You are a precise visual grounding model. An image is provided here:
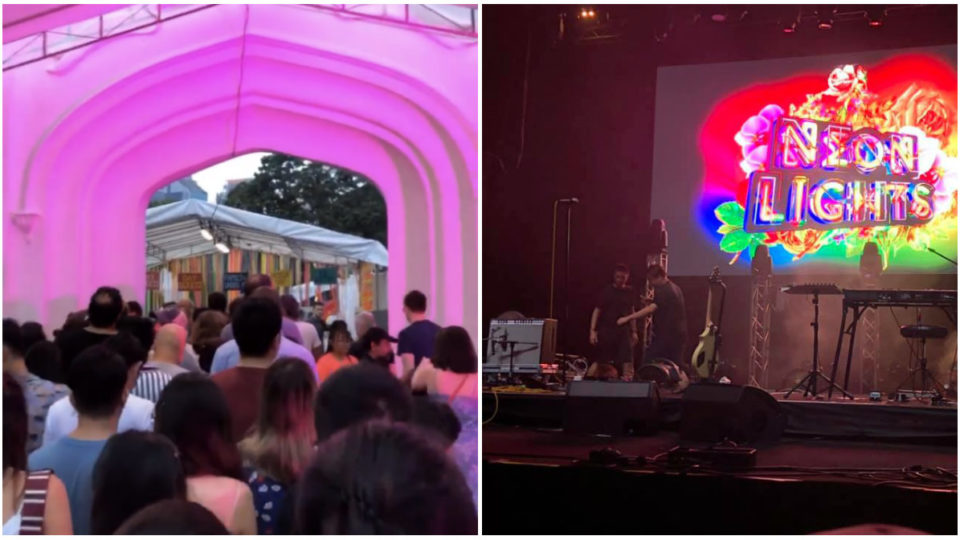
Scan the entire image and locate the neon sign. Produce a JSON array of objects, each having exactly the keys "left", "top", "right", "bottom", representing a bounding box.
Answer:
[
  {"left": 744, "top": 117, "right": 935, "bottom": 233},
  {"left": 699, "top": 60, "right": 957, "bottom": 268}
]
